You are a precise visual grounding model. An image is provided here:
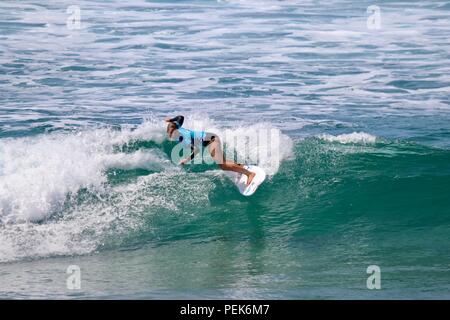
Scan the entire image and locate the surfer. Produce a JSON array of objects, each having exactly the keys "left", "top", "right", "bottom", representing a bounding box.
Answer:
[{"left": 165, "top": 115, "right": 256, "bottom": 186}]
